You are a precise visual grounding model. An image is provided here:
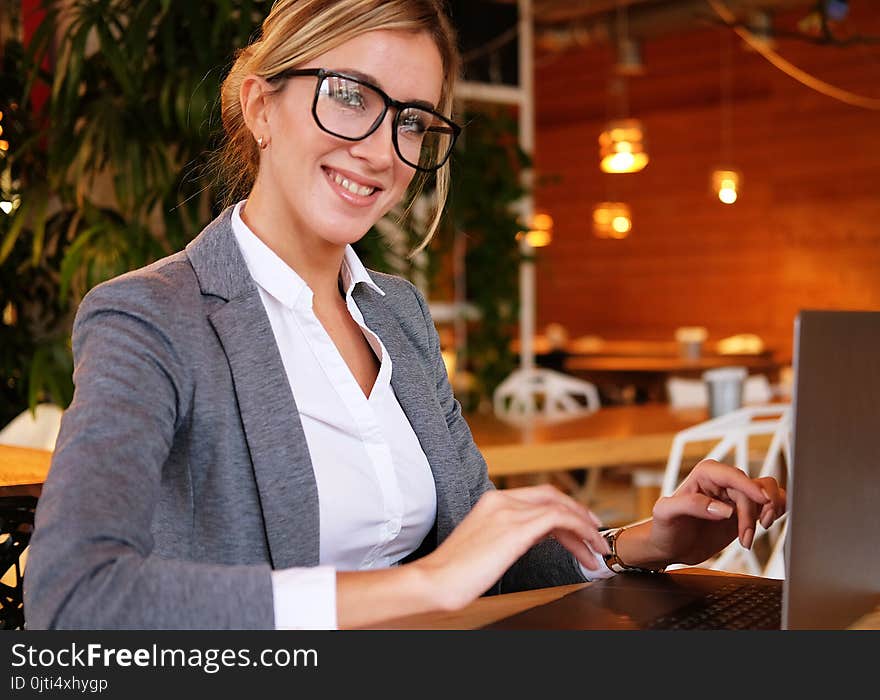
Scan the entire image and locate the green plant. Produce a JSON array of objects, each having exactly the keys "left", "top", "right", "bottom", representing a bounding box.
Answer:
[
  {"left": 1, "top": 33, "right": 75, "bottom": 426},
  {"left": 446, "top": 107, "right": 527, "bottom": 410},
  {"left": 2, "top": 0, "right": 275, "bottom": 419}
]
